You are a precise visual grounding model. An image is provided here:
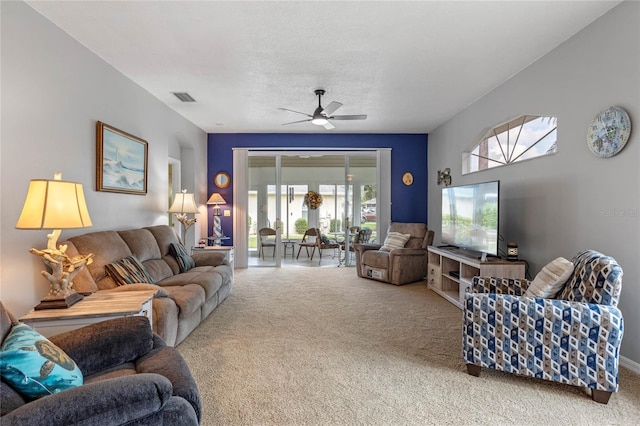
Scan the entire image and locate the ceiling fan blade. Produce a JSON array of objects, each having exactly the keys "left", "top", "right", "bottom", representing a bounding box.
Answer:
[
  {"left": 321, "top": 101, "right": 343, "bottom": 116},
  {"left": 278, "top": 107, "right": 312, "bottom": 117},
  {"left": 282, "top": 119, "right": 312, "bottom": 126},
  {"left": 323, "top": 121, "right": 335, "bottom": 130},
  {"left": 330, "top": 114, "right": 367, "bottom": 120}
]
